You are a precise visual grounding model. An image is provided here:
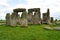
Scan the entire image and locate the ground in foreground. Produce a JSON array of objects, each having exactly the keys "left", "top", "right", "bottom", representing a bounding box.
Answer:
[{"left": 0, "top": 24, "right": 60, "bottom": 40}]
